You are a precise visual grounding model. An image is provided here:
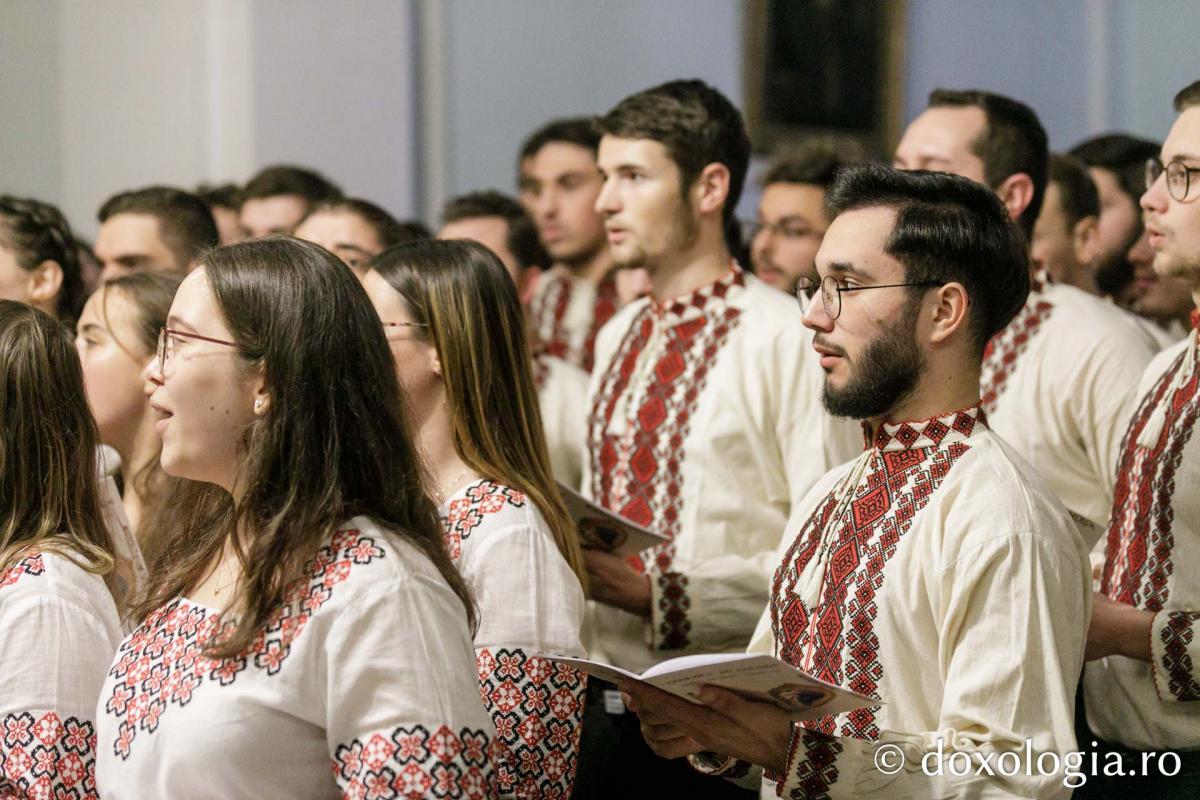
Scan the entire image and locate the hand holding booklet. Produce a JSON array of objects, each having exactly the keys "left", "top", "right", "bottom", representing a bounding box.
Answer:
[
  {"left": 545, "top": 652, "right": 878, "bottom": 721},
  {"left": 559, "top": 482, "right": 669, "bottom": 557}
]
